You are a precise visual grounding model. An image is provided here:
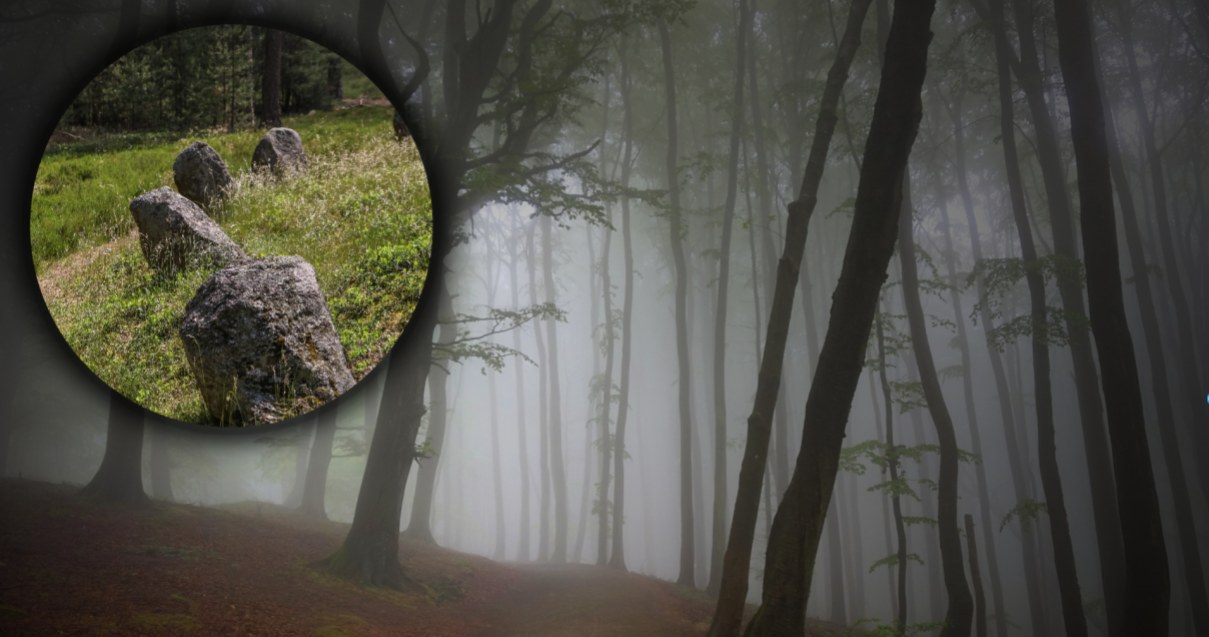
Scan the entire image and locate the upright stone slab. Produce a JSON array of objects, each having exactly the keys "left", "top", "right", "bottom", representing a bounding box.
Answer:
[
  {"left": 173, "top": 141, "right": 234, "bottom": 208},
  {"left": 129, "top": 187, "right": 245, "bottom": 275},
  {"left": 252, "top": 127, "right": 308, "bottom": 175},
  {"left": 179, "top": 256, "right": 355, "bottom": 426}
]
